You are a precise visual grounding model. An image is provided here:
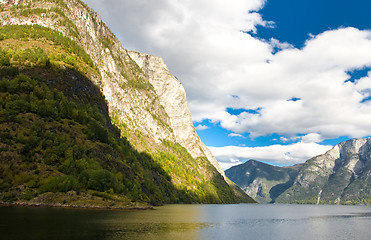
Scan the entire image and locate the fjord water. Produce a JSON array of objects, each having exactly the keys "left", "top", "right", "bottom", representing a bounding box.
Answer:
[{"left": 1, "top": 204, "right": 370, "bottom": 240}]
